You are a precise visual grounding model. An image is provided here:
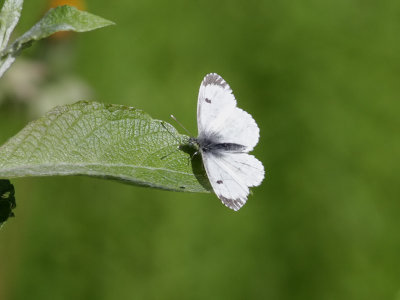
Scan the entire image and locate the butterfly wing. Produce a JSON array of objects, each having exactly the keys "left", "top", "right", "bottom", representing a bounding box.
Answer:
[
  {"left": 201, "top": 151, "right": 265, "bottom": 211},
  {"left": 197, "top": 73, "right": 259, "bottom": 151},
  {"left": 197, "top": 73, "right": 265, "bottom": 210}
]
